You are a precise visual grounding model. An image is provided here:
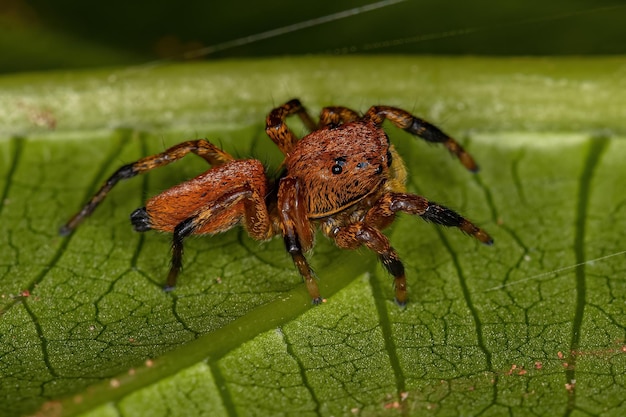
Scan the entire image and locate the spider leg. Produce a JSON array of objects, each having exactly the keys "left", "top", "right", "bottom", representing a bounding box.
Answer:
[
  {"left": 60, "top": 139, "right": 233, "bottom": 235},
  {"left": 363, "top": 106, "right": 479, "bottom": 172},
  {"left": 163, "top": 184, "right": 273, "bottom": 289},
  {"left": 167, "top": 216, "right": 195, "bottom": 290},
  {"left": 329, "top": 193, "right": 492, "bottom": 305},
  {"left": 376, "top": 192, "right": 493, "bottom": 244},
  {"left": 318, "top": 106, "right": 360, "bottom": 127},
  {"left": 265, "top": 99, "right": 317, "bottom": 155},
  {"left": 332, "top": 223, "right": 408, "bottom": 305},
  {"left": 277, "top": 177, "right": 321, "bottom": 303}
]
